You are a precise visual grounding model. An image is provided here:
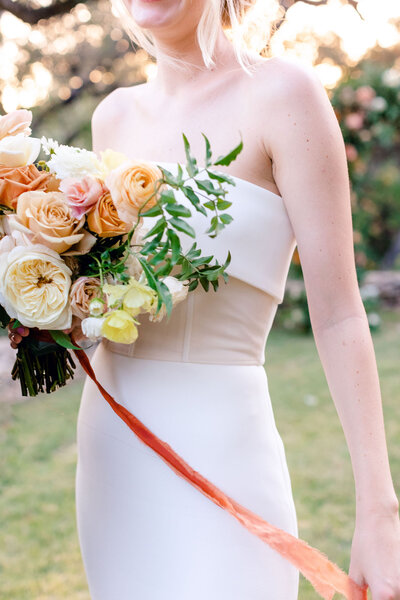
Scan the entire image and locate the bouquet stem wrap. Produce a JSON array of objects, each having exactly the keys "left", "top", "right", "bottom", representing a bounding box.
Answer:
[{"left": 73, "top": 342, "right": 368, "bottom": 600}]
